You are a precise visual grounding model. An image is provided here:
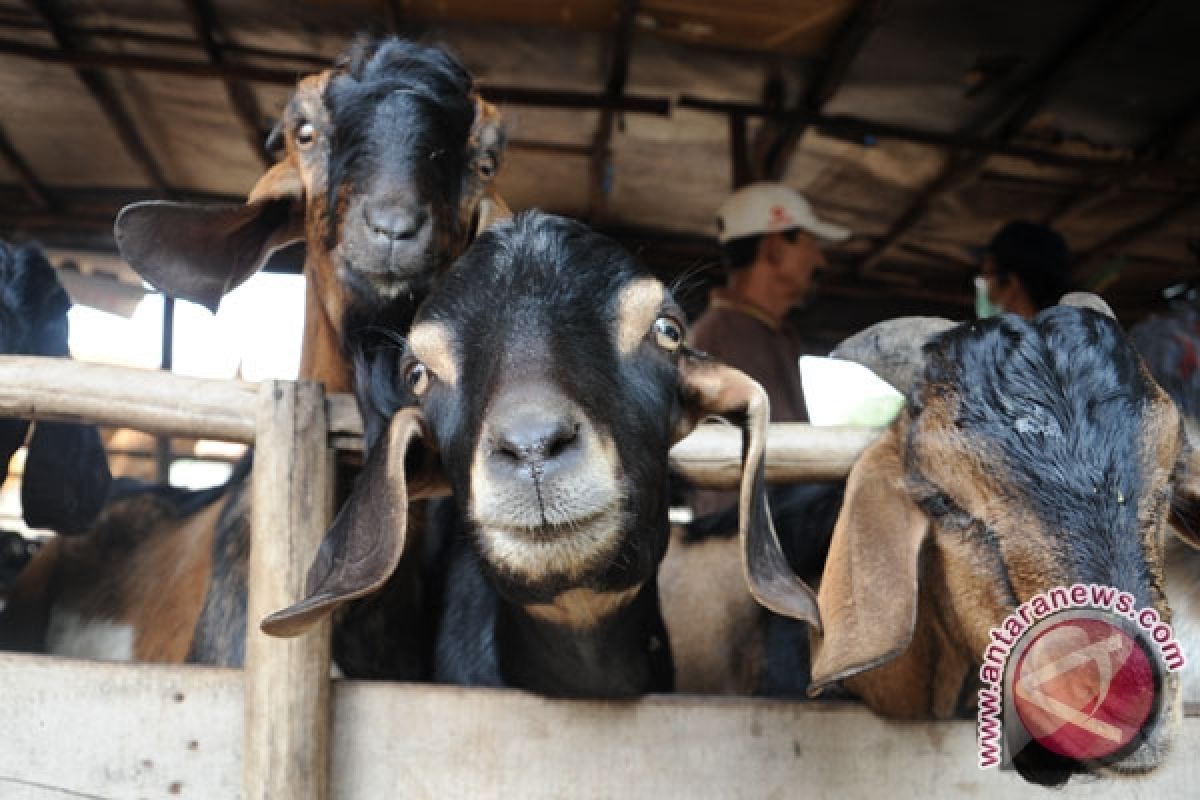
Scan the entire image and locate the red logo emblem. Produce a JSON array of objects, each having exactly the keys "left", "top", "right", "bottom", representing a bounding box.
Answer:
[
  {"left": 768, "top": 204, "right": 794, "bottom": 228},
  {"left": 1012, "top": 617, "right": 1156, "bottom": 760}
]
